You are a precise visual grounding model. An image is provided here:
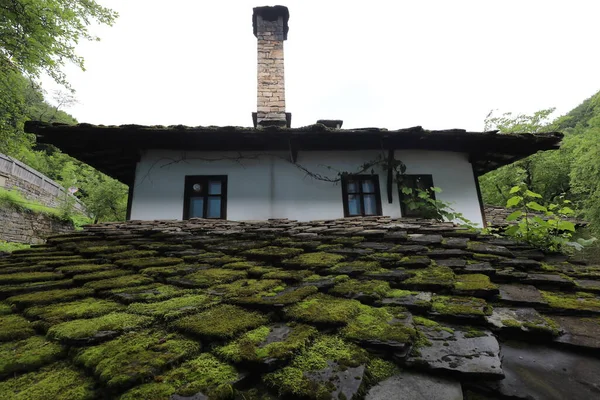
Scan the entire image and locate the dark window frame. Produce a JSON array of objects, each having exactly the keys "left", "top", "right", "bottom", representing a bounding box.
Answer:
[
  {"left": 341, "top": 174, "right": 383, "bottom": 217},
  {"left": 183, "top": 175, "right": 228, "bottom": 220},
  {"left": 398, "top": 174, "right": 436, "bottom": 218}
]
